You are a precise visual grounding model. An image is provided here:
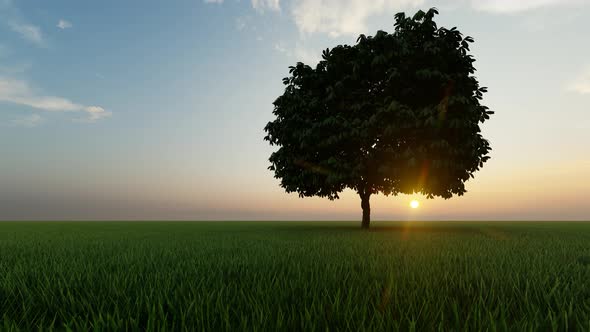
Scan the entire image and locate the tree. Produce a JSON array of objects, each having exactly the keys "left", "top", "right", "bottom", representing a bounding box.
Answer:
[{"left": 264, "top": 8, "right": 493, "bottom": 229}]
